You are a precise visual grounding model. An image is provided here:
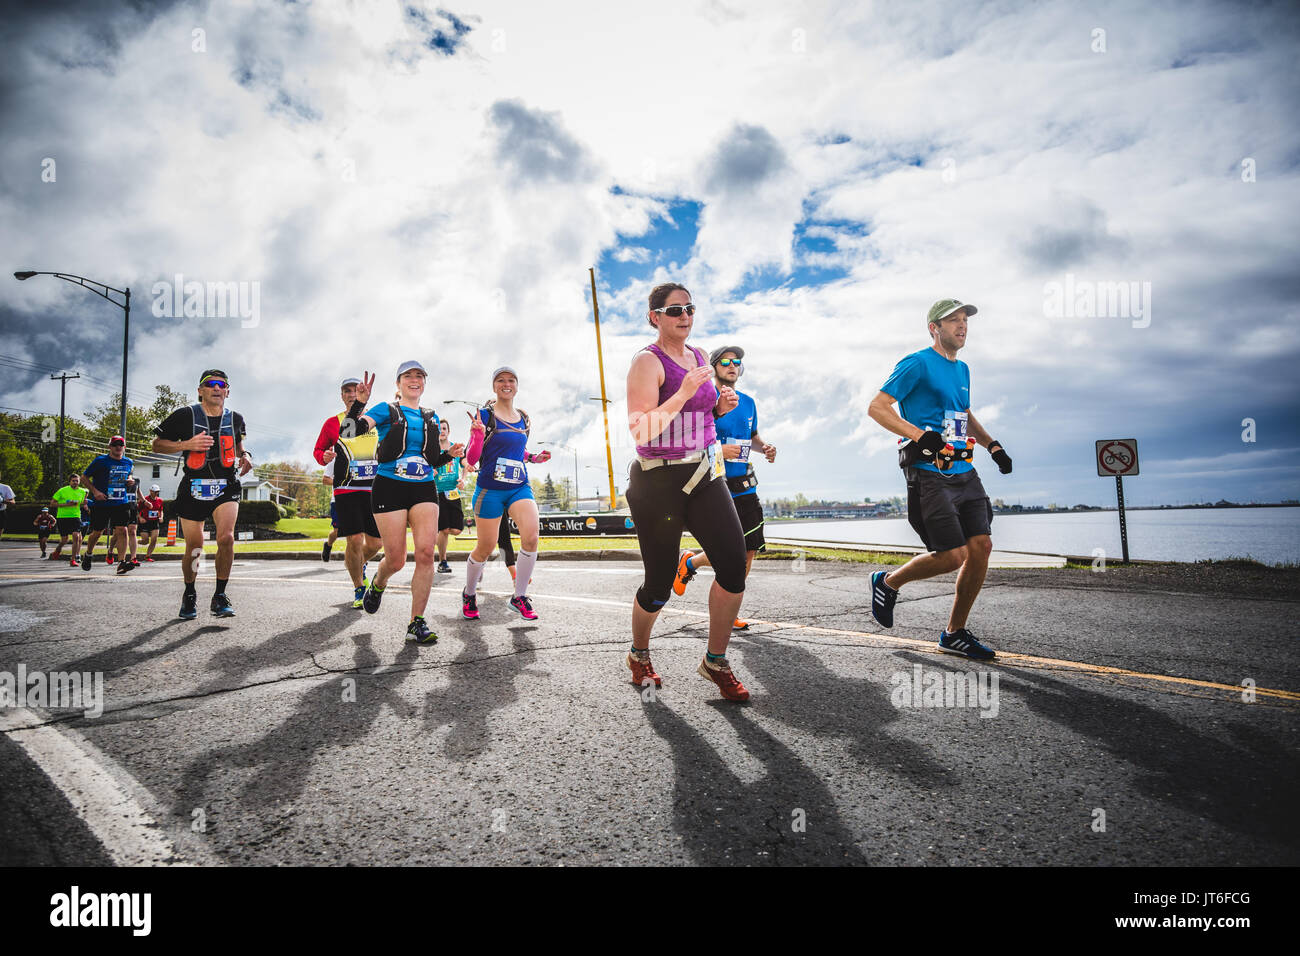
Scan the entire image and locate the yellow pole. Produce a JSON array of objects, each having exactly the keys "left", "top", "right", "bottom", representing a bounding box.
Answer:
[{"left": 590, "top": 267, "right": 617, "bottom": 510}]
